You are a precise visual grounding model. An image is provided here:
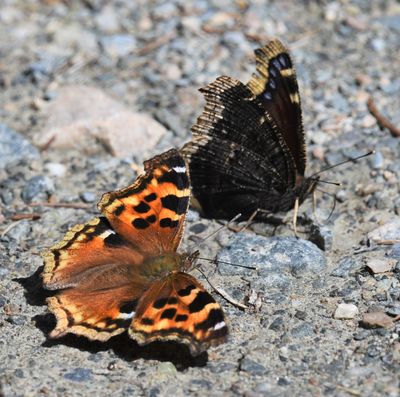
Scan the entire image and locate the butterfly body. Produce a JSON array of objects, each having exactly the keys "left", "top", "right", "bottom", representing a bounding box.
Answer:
[
  {"left": 42, "top": 149, "right": 228, "bottom": 356},
  {"left": 183, "top": 40, "right": 317, "bottom": 222}
]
